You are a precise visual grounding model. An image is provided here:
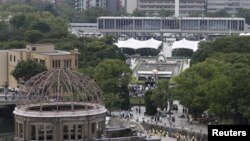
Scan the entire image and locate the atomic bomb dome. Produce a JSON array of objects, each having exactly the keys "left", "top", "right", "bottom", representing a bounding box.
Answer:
[{"left": 14, "top": 69, "right": 107, "bottom": 141}]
